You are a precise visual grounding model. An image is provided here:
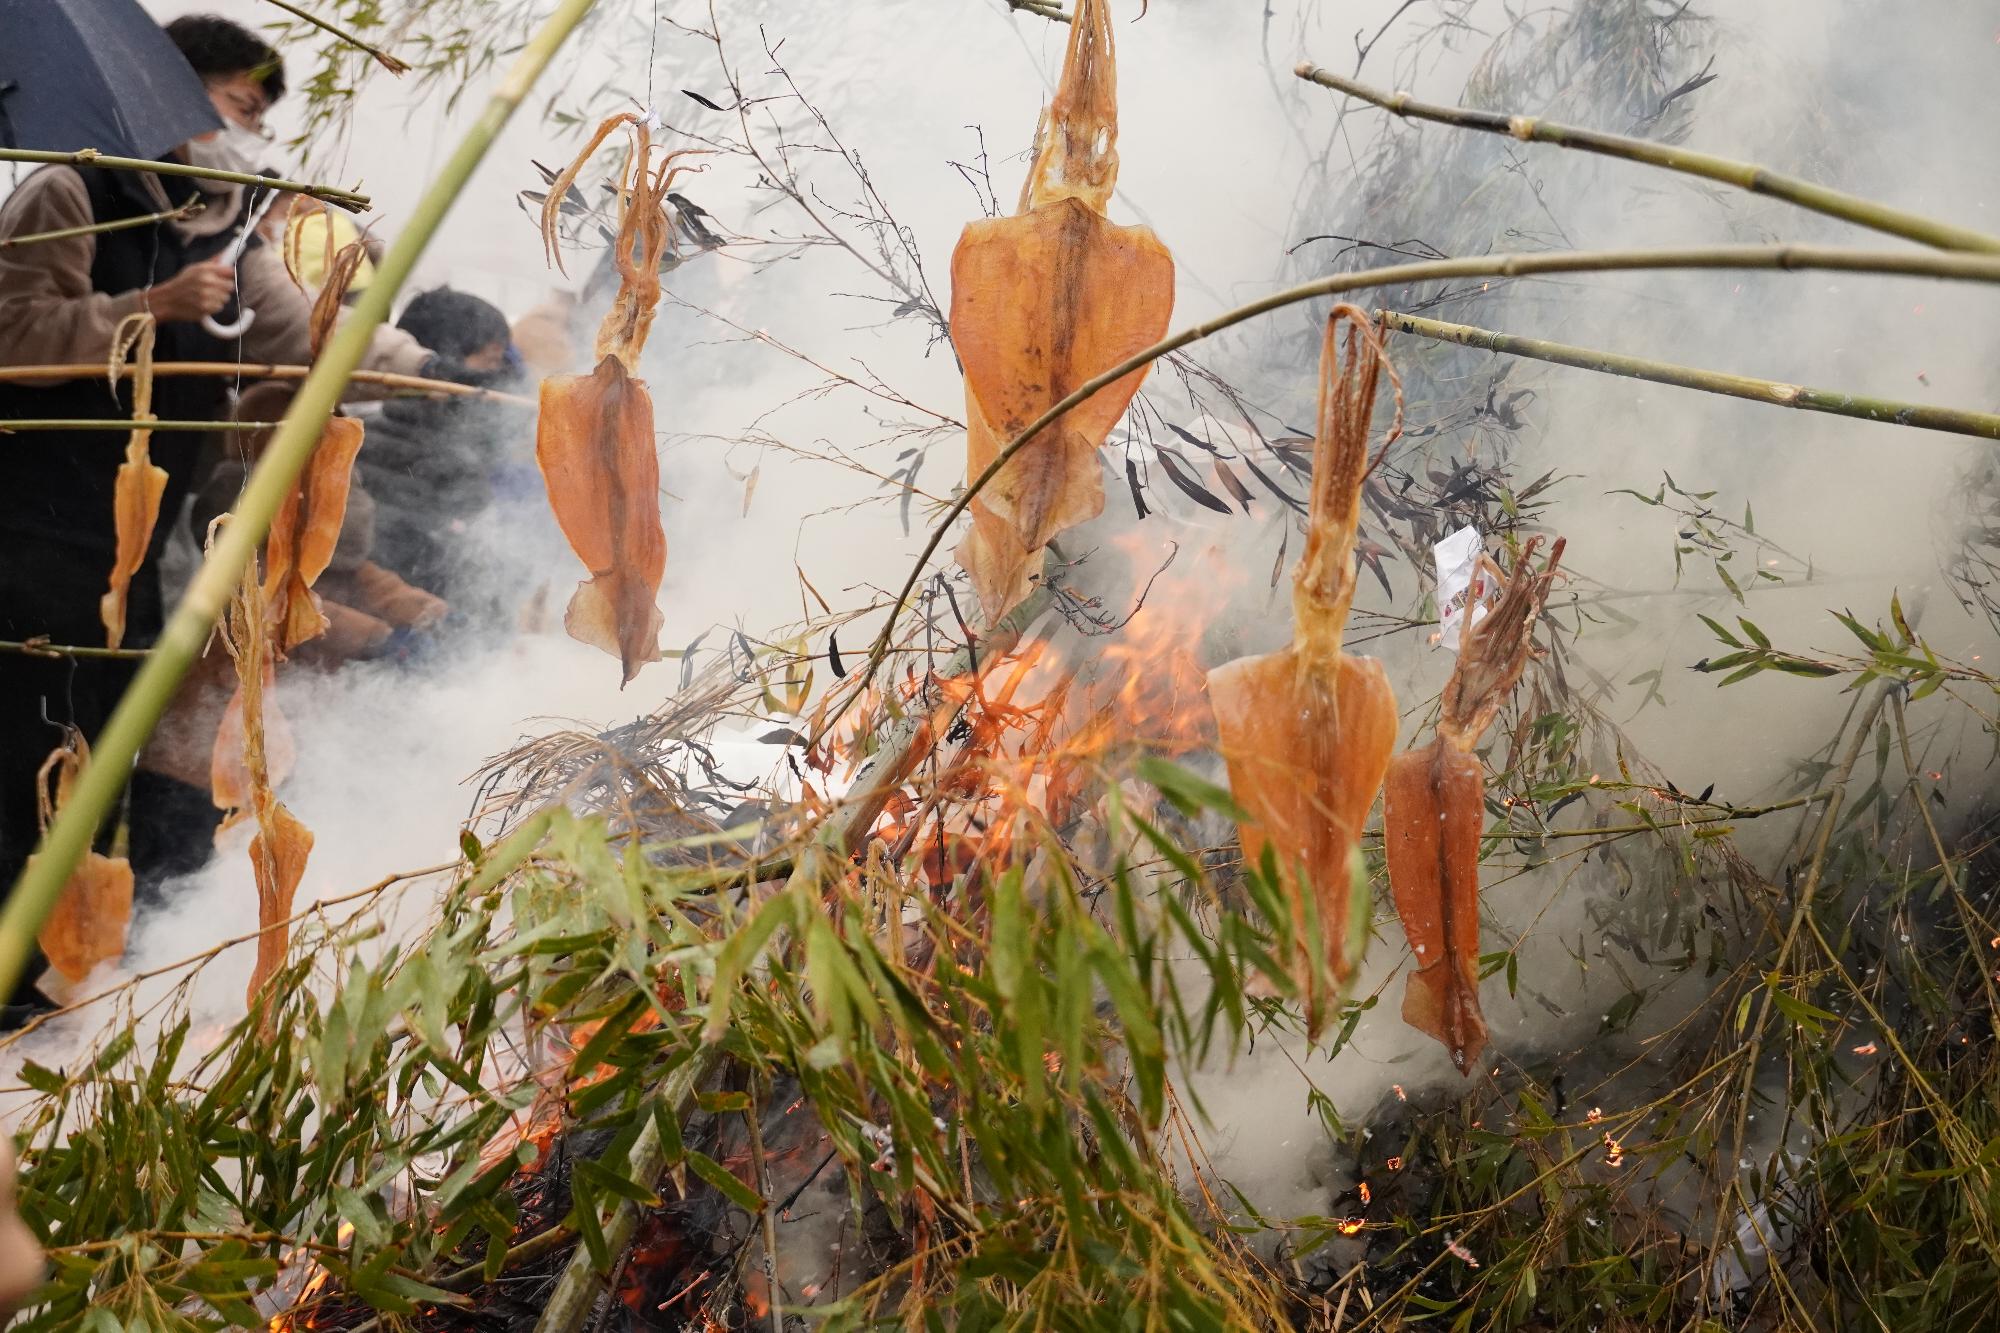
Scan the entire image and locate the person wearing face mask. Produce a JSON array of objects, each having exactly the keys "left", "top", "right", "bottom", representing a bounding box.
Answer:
[{"left": 0, "top": 15, "right": 461, "bottom": 1024}]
